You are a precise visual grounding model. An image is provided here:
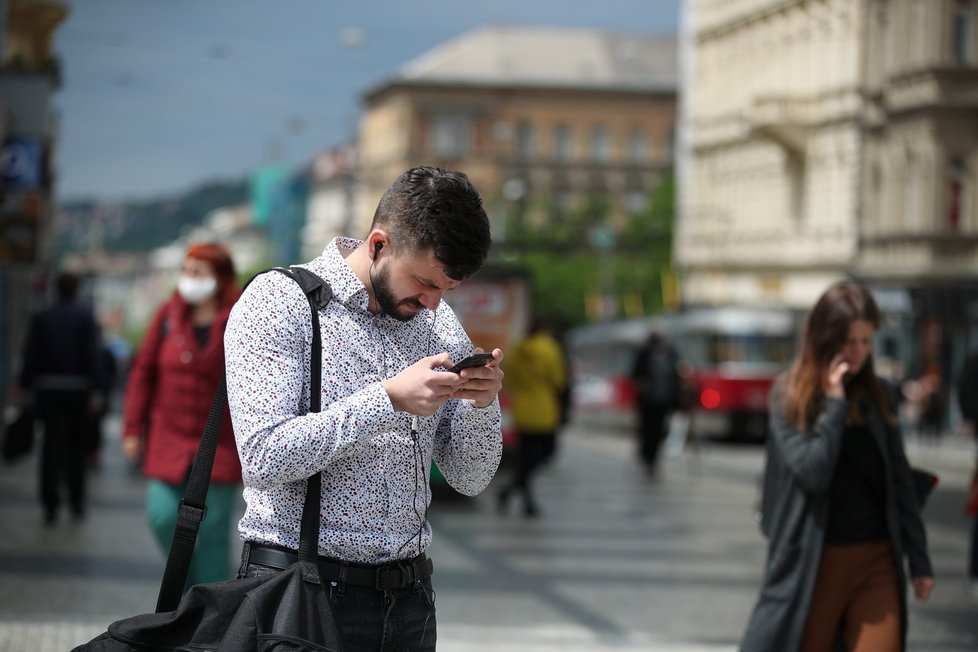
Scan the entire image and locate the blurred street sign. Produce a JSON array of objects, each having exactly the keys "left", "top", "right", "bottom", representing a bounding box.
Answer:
[{"left": 1, "top": 138, "right": 42, "bottom": 190}]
